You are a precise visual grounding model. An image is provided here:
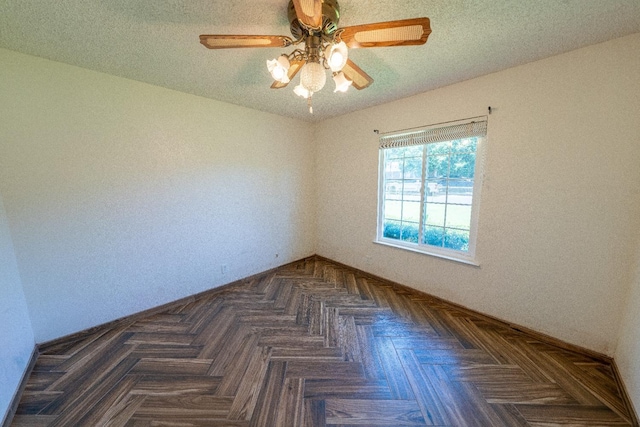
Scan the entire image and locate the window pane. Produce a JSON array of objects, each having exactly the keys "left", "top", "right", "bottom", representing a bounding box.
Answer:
[
  {"left": 403, "top": 157, "right": 423, "bottom": 179},
  {"left": 451, "top": 138, "right": 477, "bottom": 154},
  {"left": 401, "top": 222, "right": 419, "bottom": 243},
  {"left": 449, "top": 154, "right": 475, "bottom": 179},
  {"left": 386, "top": 147, "right": 405, "bottom": 159},
  {"left": 446, "top": 179, "right": 474, "bottom": 200},
  {"left": 404, "top": 145, "right": 423, "bottom": 157},
  {"left": 384, "top": 160, "right": 403, "bottom": 180},
  {"left": 383, "top": 220, "right": 401, "bottom": 239},
  {"left": 384, "top": 200, "right": 402, "bottom": 221},
  {"left": 385, "top": 180, "right": 403, "bottom": 198},
  {"left": 445, "top": 205, "right": 472, "bottom": 230},
  {"left": 402, "top": 201, "right": 421, "bottom": 222},
  {"left": 425, "top": 180, "right": 441, "bottom": 200},
  {"left": 426, "top": 155, "right": 449, "bottom": 178},
  {"left": 427, "top": 141, "right": 450, "bottom": 155},
  {"left": 402, "top": 180, "right": 422, "bottom": 199},
  {"left": 424, "top": 226, "right": 444, "bottom": 246},
  {"left": 446, "top": 193, "right": 473, "bottom": 206},
  {"left": 444, "top": 229, "right": 470, "bottom": 251},
  {"left": 424, "top": 203, "right": 445, "bottom": 227}
]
